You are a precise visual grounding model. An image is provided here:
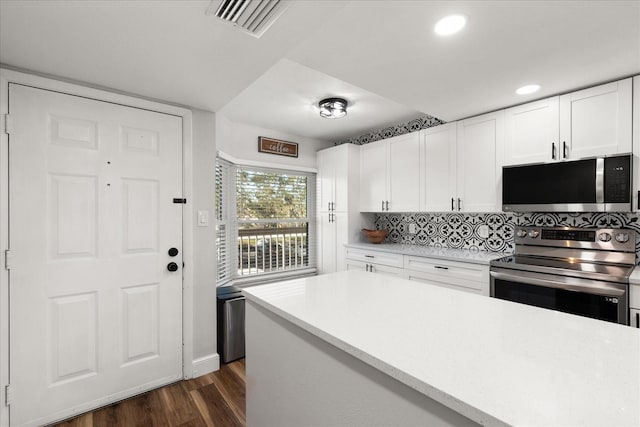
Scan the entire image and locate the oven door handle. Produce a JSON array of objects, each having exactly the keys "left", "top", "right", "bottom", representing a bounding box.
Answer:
[{"left": 490, "top": 270, "right": 626, "bottom": 297}]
